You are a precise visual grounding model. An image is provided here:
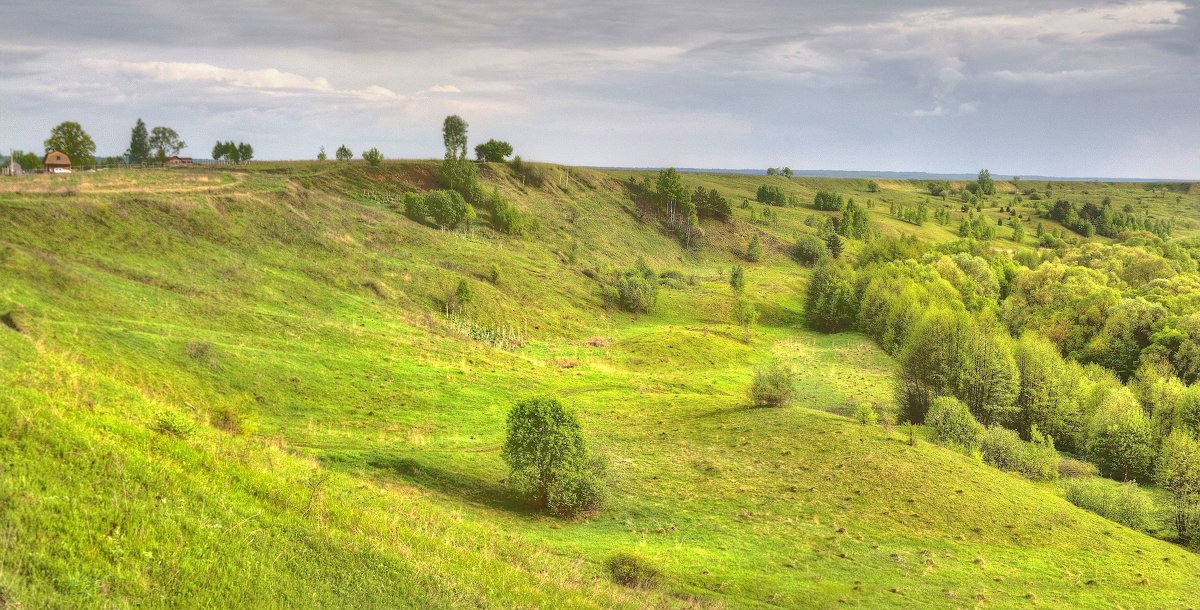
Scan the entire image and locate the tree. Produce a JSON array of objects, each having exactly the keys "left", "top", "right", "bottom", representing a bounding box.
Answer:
[
  {"left": 805, "top": 258, "right": 857, "bottom": 333},
  {"left": 1087, "top": 389, "right": 1156, "bottom": 482},
  {"left": 44, "top": 121, "right": 96, "bottom": 166},
  {"left": 927, "top": 396, "right": 984, "bottom": 452},
  {"left": 956, "top": 324, "right": 1019, "bottom": 426},
  {"left": 149, "top": 126, "right": 186, "bottom": 160},
  {"left": 1013, "top": 333, "right": 1081, "bottom": 450},
  {"left": 837, "top": 199, "right": 870, "bottom": 239},
  {"left": 336, "top": 145, "right": 353, "bottom": 161},
  {"left": 792, "top": 234, "right": 826, "bottom": 265},
  {"left": 317, "top": 146, "right": 327, "bottom": 161},
  {"left": 729, "top": 264, "right": 745, "bottom": 293},
  {"left": 1009, "top": 217, "right": 1025, "bottom": 244},
  {"left": 867, "top": 180, "right": 880, "bottom": 193},
  {"left": 126, "top": 118, "right": 150, "bottom": 164},
  {"left": 1156, "top": 431, "right": 1200, "bottom": 541},
  {"left": 766, "top": 167, "right": 777, "bottom": 176},
  {"left": 782, "top": 167, "right": 793, "bottom": 178},
  {"left": 362, "top": 147, "right": 383, "bottom": 167},
  {"left": 474, "top": 139, "right": 513, "bottom": 163},
  {"left": 212, "top": 141, "right": 226, "bottom": 161},
  {"left": 10, "top": 150, "right": 42, "bottom": 171},
  {"left": 425, "top": 190, "right": 473, "bottom": 229},
  {"left": 502, "top": 396, "right": 604, "bottom": 516},
  {"left": 895, "top": 308, "right": 970, "bottom": 423},
  {"left": 236, "top": 142, "right": 253, "bottom": 163},
  {"left": 977, "top": 169, "right": 995, "bottom": 196},
  {"left": 732, "top": 296, "right": 759, "bottom": 343},
  {"left": 746, "top": 234, "right": 762, "bottom": 262},
  {"left": 442, "top": 115, "right": 469, "bottom": 161},
  {"left": 825, "top": 233, "right": 843, "bottom": 259}
]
